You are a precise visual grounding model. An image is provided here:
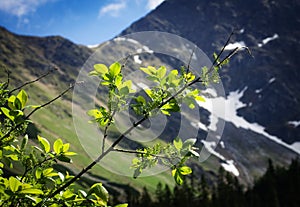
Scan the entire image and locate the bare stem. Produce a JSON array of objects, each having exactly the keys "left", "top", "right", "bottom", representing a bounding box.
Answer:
[
  {"left": 10, "top": 65, "right": 58, "bottom": 94},
  {"left": 0, "top": 82, "right": 79, "bottom": 143}
]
